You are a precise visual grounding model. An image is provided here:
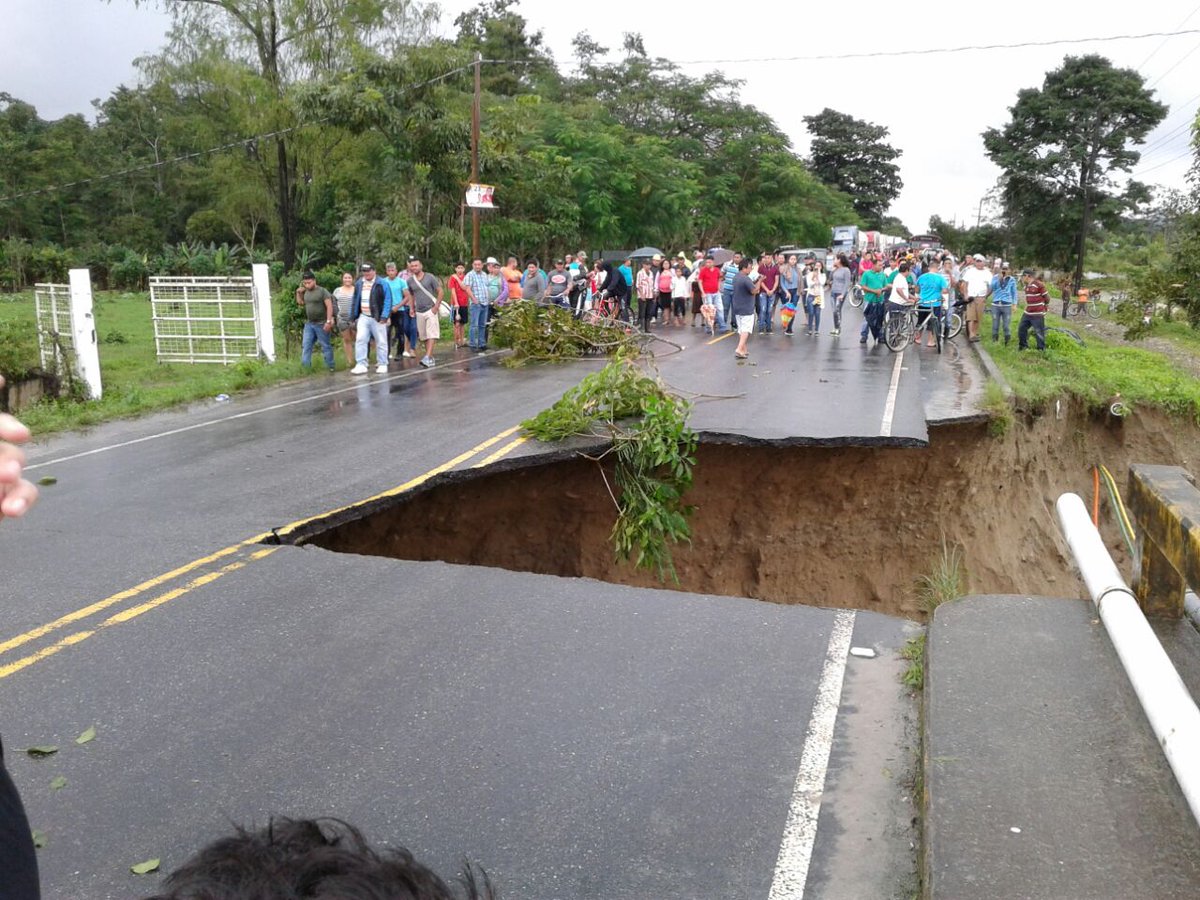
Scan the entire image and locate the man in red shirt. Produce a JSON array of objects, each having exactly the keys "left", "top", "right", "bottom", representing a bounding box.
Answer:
[
  {"left": 696, "top": 256, "right": 727, "bottom": 334},
  {"left": 1018, "top": 268, "right": 1049, "bottom": 351}
]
